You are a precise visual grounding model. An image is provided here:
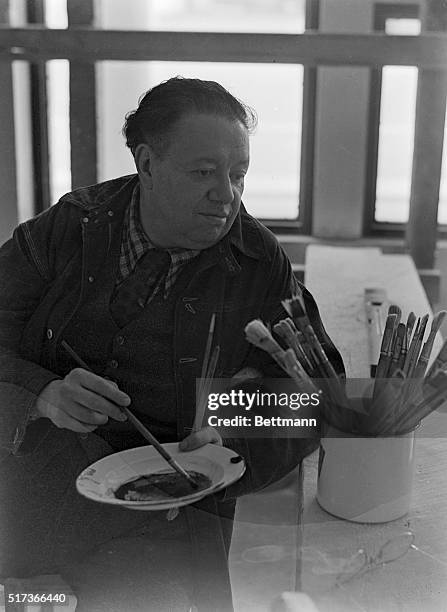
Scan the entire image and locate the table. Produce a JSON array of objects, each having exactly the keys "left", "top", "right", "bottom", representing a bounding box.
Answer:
[
  {"left": 301, "top": 245, "right": 447, "bottom": 611},
  {"left": 230, "top": 245, "right": 447, "bottom": 611}
]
